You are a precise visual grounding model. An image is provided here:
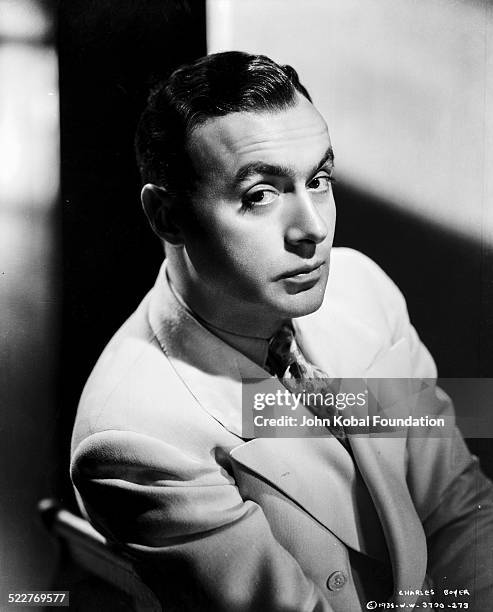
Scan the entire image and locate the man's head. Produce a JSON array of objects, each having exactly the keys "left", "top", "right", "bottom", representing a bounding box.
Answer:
[
  {"left": 135, "top": 51, "right": 312, "bottom": 196},
  {"left": 136, "top": 51, "right": 336, "bottom": 337}
]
